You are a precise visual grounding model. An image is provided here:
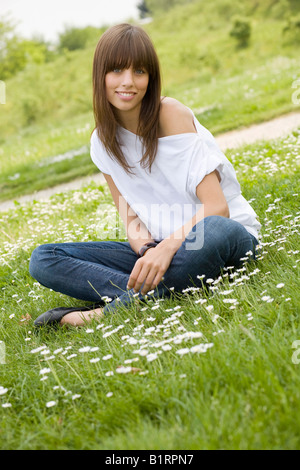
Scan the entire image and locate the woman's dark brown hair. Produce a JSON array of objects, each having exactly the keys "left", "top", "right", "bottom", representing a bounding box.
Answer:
[{"left": 92, "top": 23, "right": 162, "bottom": 174}]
